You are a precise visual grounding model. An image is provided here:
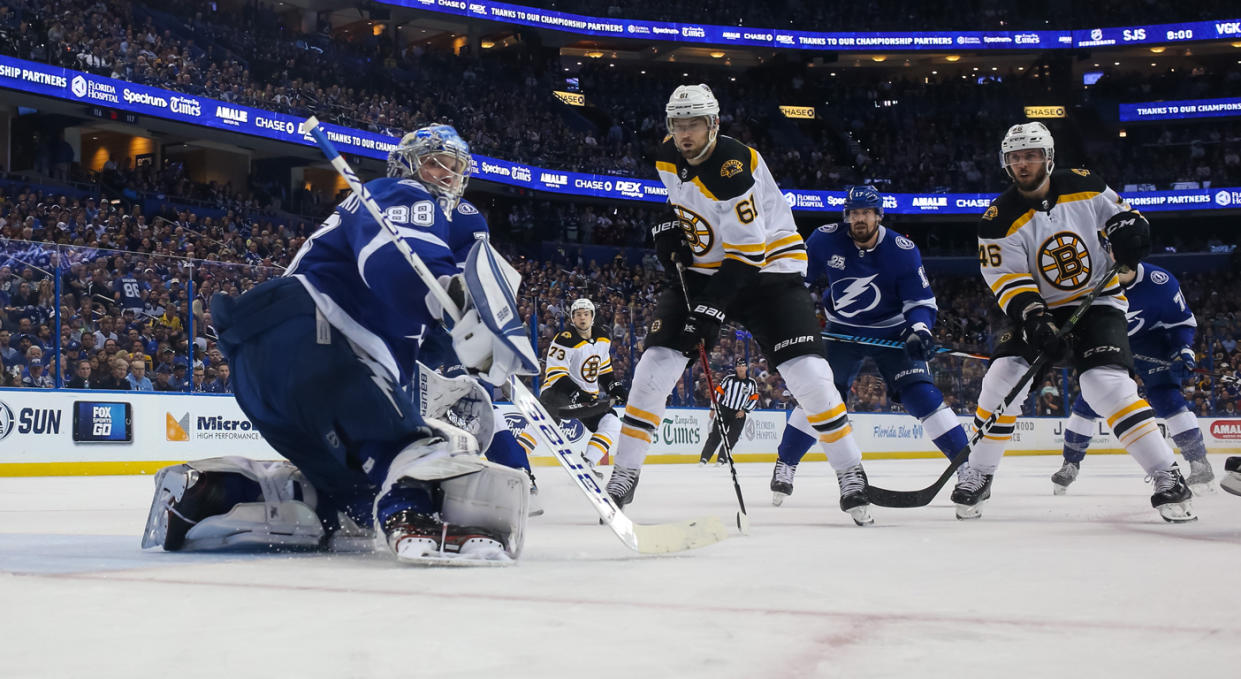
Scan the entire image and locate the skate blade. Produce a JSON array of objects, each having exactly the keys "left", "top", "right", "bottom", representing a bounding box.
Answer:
[
  {"left": 397, "top": 551, "right": 515, "bottom": 567},
  {"left": 1052, "top": 483, "right": 1069, "bottom": 496},
  {"left": 846, "top": 506, "right": 874, "bottom": 526},
  {"left": 955, "top": 502, "right": 985, "bottom": 520},
  {"left": 1157, "top": 502, "right": 1198, "bottom": 523},
  {"left": 772, "top": 491, "right": 788, "bottom": 507}
]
